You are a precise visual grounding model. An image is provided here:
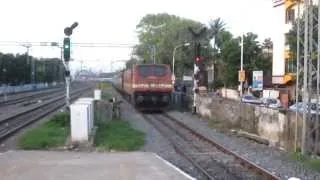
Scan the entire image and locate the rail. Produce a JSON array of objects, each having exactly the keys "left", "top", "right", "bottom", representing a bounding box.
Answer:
[
  {"left": 0, "top": 86, "right": 92, "bottom": 141},
  {"left": 162, "top": 113, "right": 280, "bottom": 180}
]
